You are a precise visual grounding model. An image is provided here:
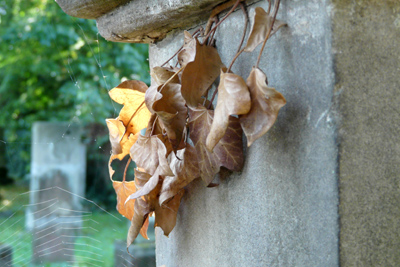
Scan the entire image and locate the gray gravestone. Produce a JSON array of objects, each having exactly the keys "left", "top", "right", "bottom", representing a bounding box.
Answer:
[
  {"left": 26, "top": 122, "right": 86, "bottom": 264},
  {"left": 0, "top": 243, "right": 12, "bottom": 267}
]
